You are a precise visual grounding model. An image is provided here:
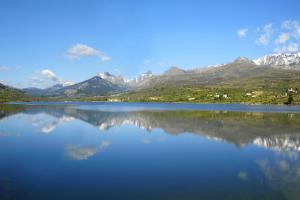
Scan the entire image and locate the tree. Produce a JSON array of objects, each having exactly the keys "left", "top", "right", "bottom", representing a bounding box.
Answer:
[{"left": 285, "top": 94, "right": 294, "bottom": 105}]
